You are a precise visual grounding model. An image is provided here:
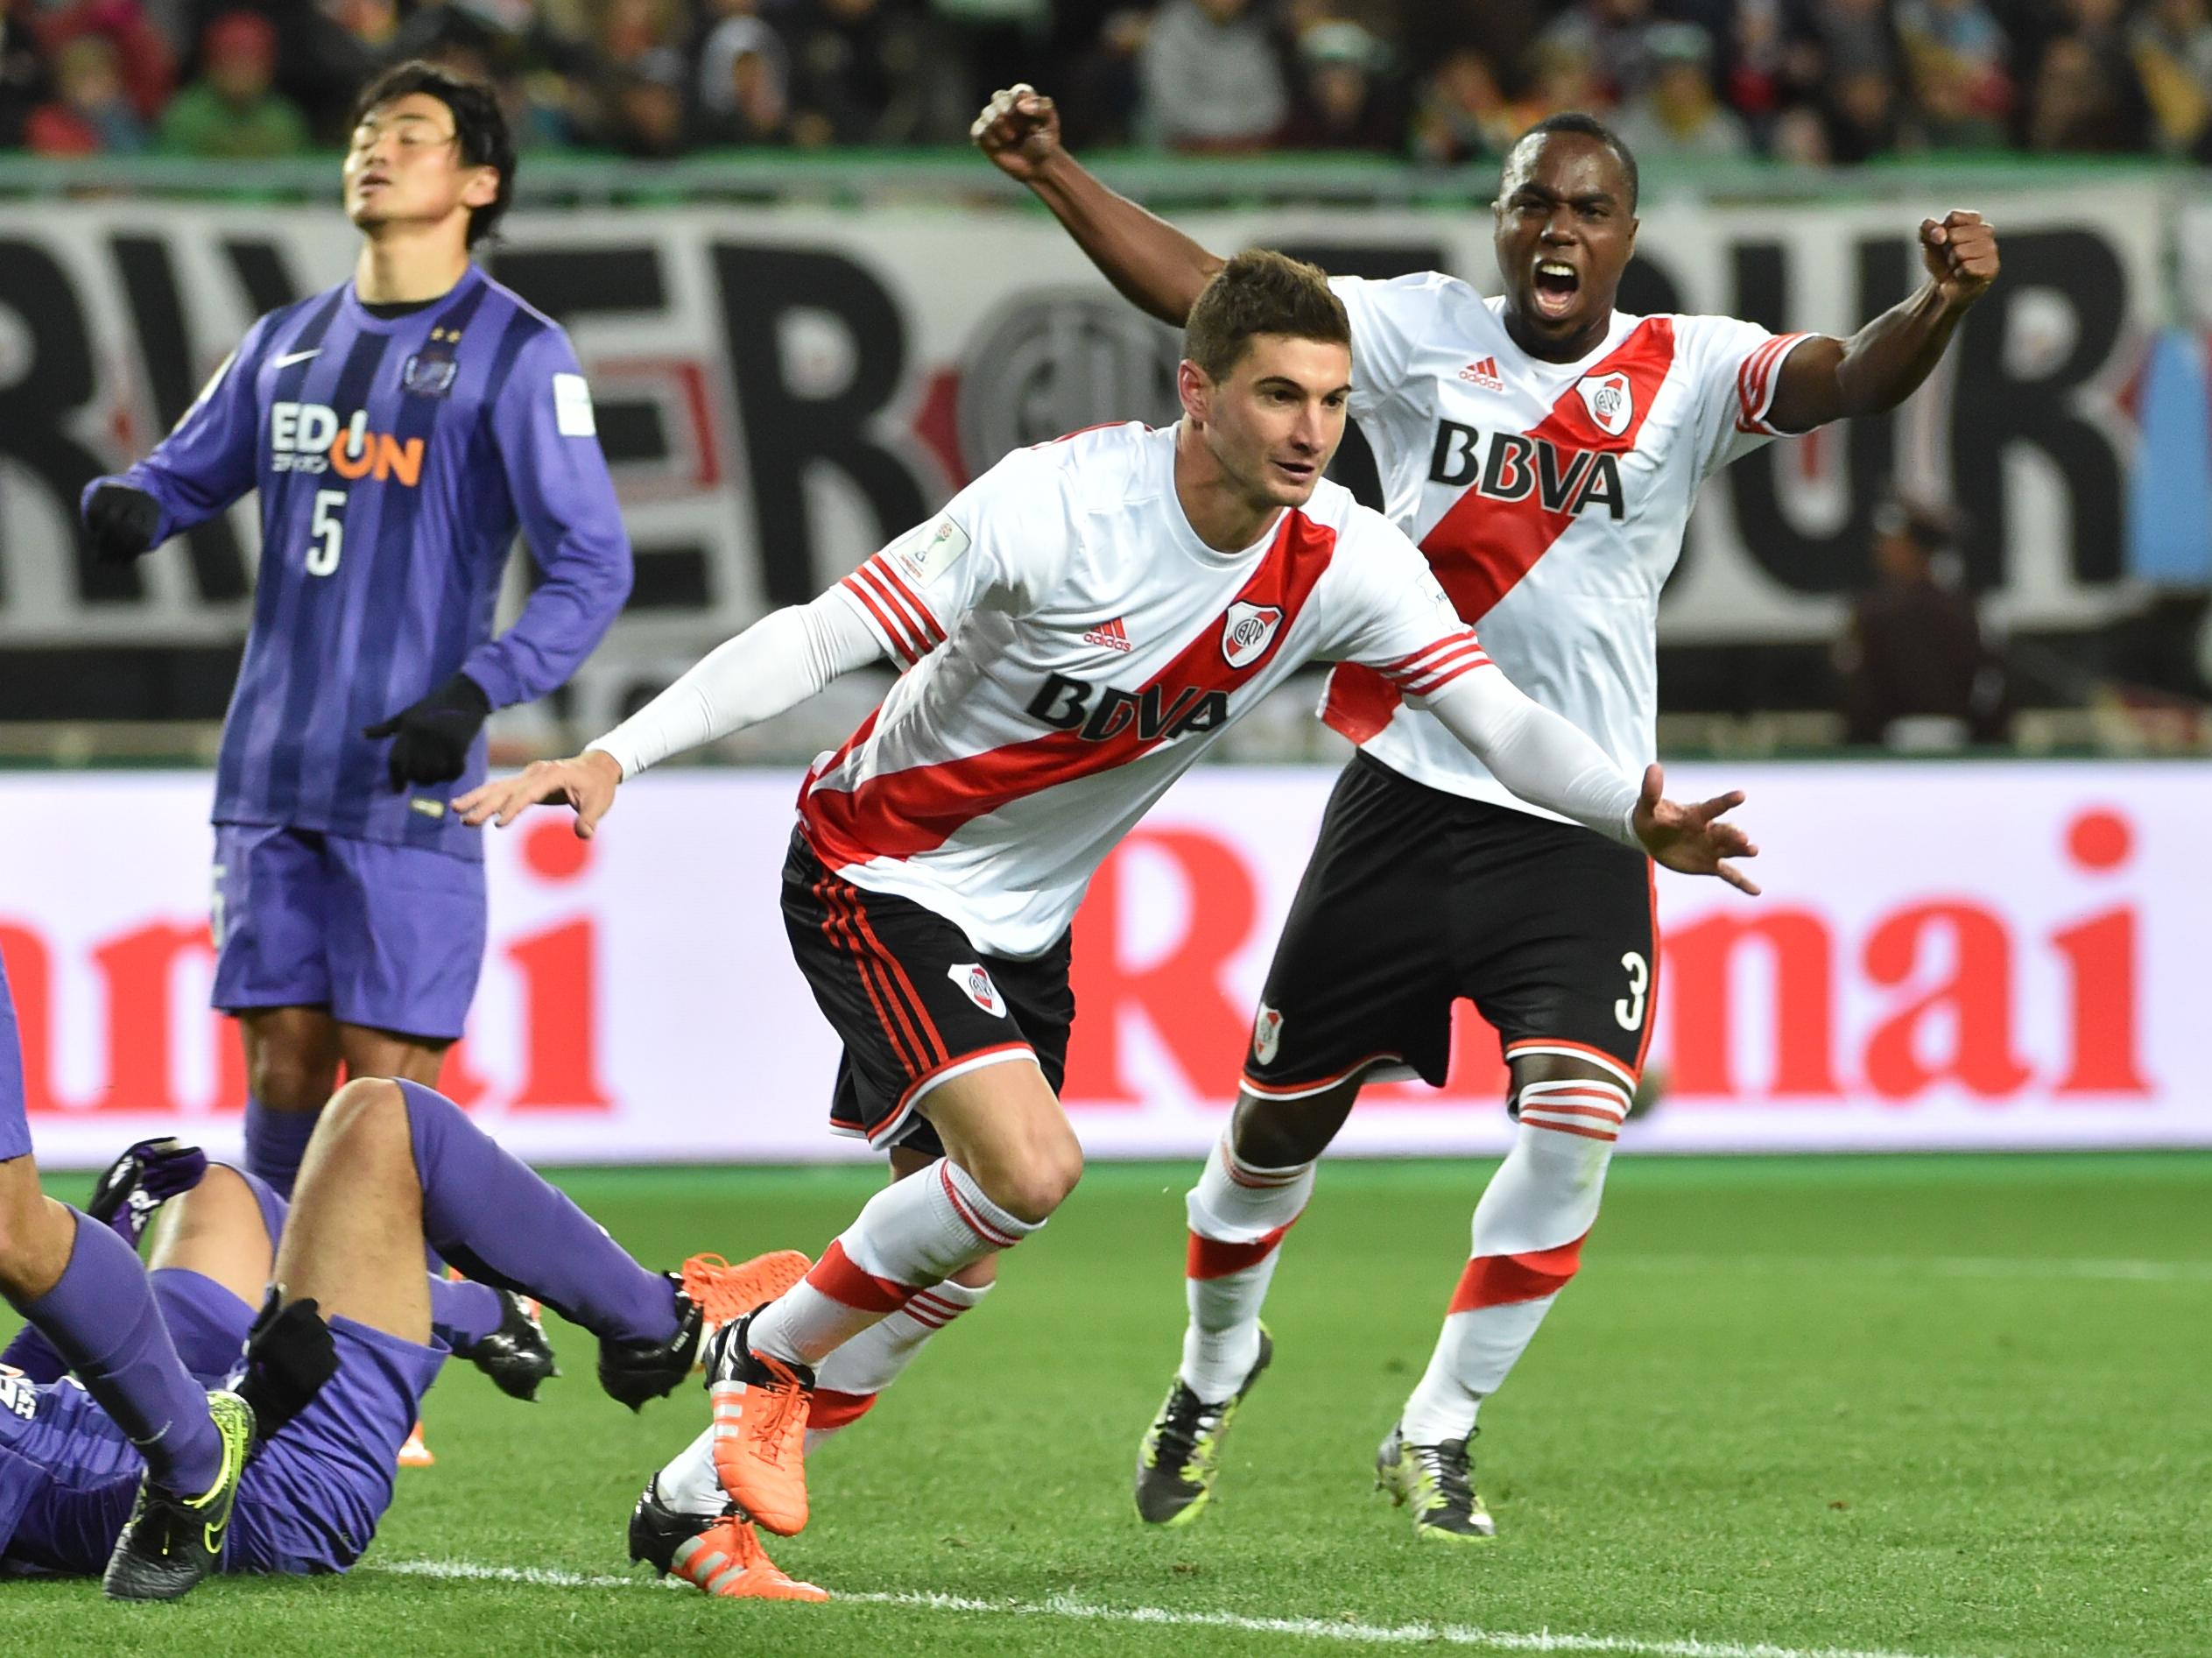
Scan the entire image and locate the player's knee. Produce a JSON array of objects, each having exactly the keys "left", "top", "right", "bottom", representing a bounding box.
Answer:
[
  {"left": 986, "top": 1137, "right": 1083, "bottom": 1225},
  {"left": 1229, "top": 1096, "right": 1330, "bottom": 1170},
  {"left": 314, "top": 1077, "right": 412, "bottom": 1159},
  {"left": 248, "top": 1047, "right": 340, "bottom": 1113}
]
